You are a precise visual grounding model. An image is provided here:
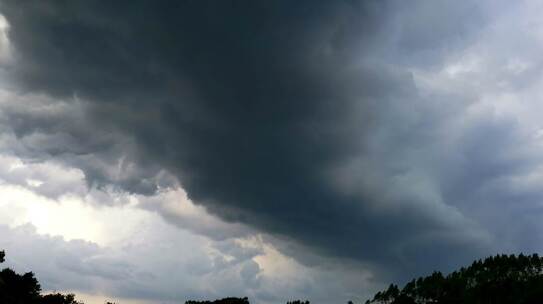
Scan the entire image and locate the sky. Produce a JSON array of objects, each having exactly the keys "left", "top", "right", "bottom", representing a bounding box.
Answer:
[{"left": 1, "top": 0, "right": 543, "bottom": 303}]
